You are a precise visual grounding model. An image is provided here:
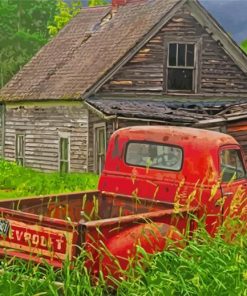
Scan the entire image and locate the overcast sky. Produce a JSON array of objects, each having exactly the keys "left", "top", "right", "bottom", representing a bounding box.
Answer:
[
  {"left": 78, "top": 0, "right": 247, "bottom": 44},
  {"left": 200, "top": 0, "right": 247, "bottom": 43}
]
